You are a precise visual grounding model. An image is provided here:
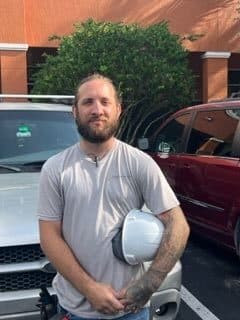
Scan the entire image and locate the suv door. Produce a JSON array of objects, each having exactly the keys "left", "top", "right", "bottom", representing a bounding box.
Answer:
[
  {"left": 178, "top": 107, "right": 240, "bottom": 245},
  {"left": 150, "top": 112, "right": 191, "bottom": 194}
]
